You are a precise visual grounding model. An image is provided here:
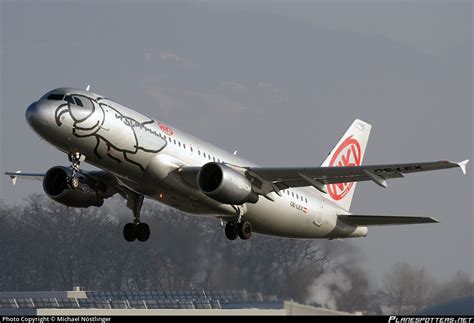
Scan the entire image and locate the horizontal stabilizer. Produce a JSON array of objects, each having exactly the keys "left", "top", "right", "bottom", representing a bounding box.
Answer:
[{"left": 339, "top": 214, "right": 439, "bottom": 226}]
